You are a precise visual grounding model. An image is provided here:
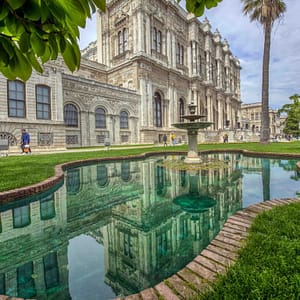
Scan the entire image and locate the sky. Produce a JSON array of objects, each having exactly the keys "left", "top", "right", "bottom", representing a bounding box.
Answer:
[{"left": 79, "top": 0, "right": 300, "bottom": 109}]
